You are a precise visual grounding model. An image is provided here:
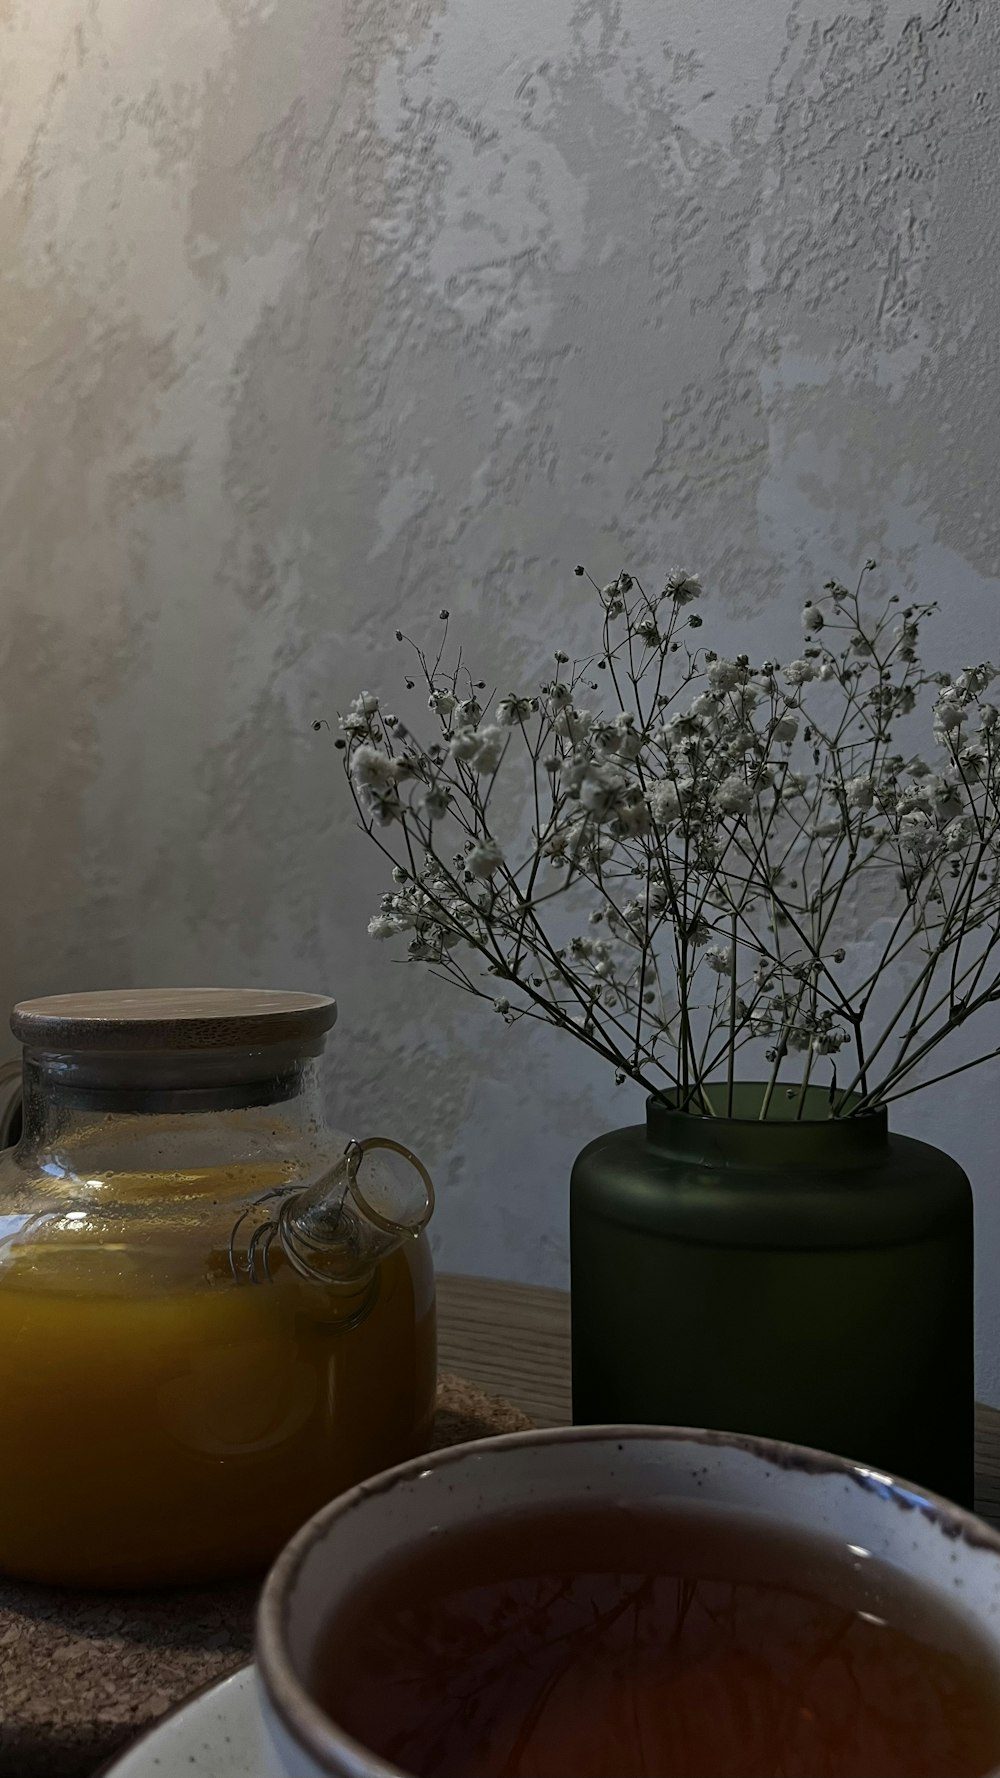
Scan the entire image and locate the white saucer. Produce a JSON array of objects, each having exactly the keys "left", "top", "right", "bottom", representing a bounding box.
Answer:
[{"left": 104, "top": 1666, "right": 277, "bottom": 1777}]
